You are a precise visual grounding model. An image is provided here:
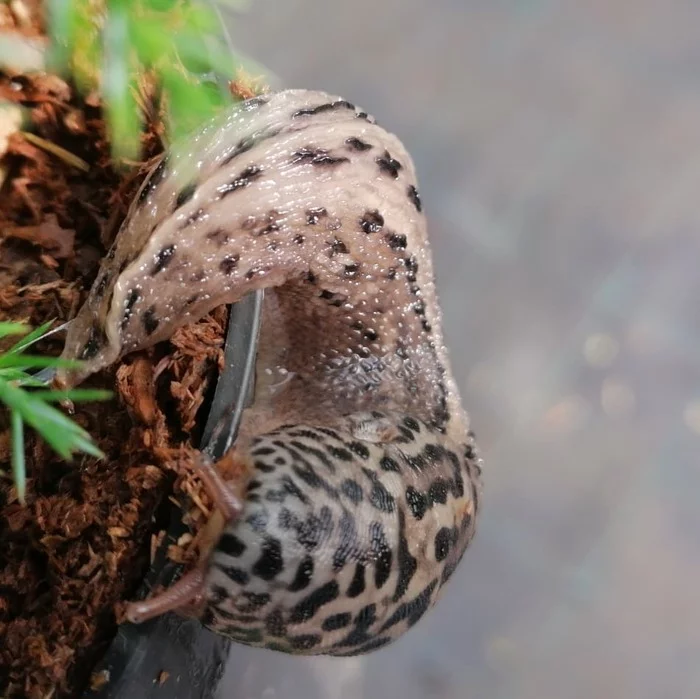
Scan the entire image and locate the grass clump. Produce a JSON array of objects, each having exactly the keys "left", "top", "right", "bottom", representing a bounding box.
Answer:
[
  {"left": 46, "top": 0, "right": 259, "bottom": 159},
  {"left": 0, "top": 322, "right": 112, "bottom": 504}
]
